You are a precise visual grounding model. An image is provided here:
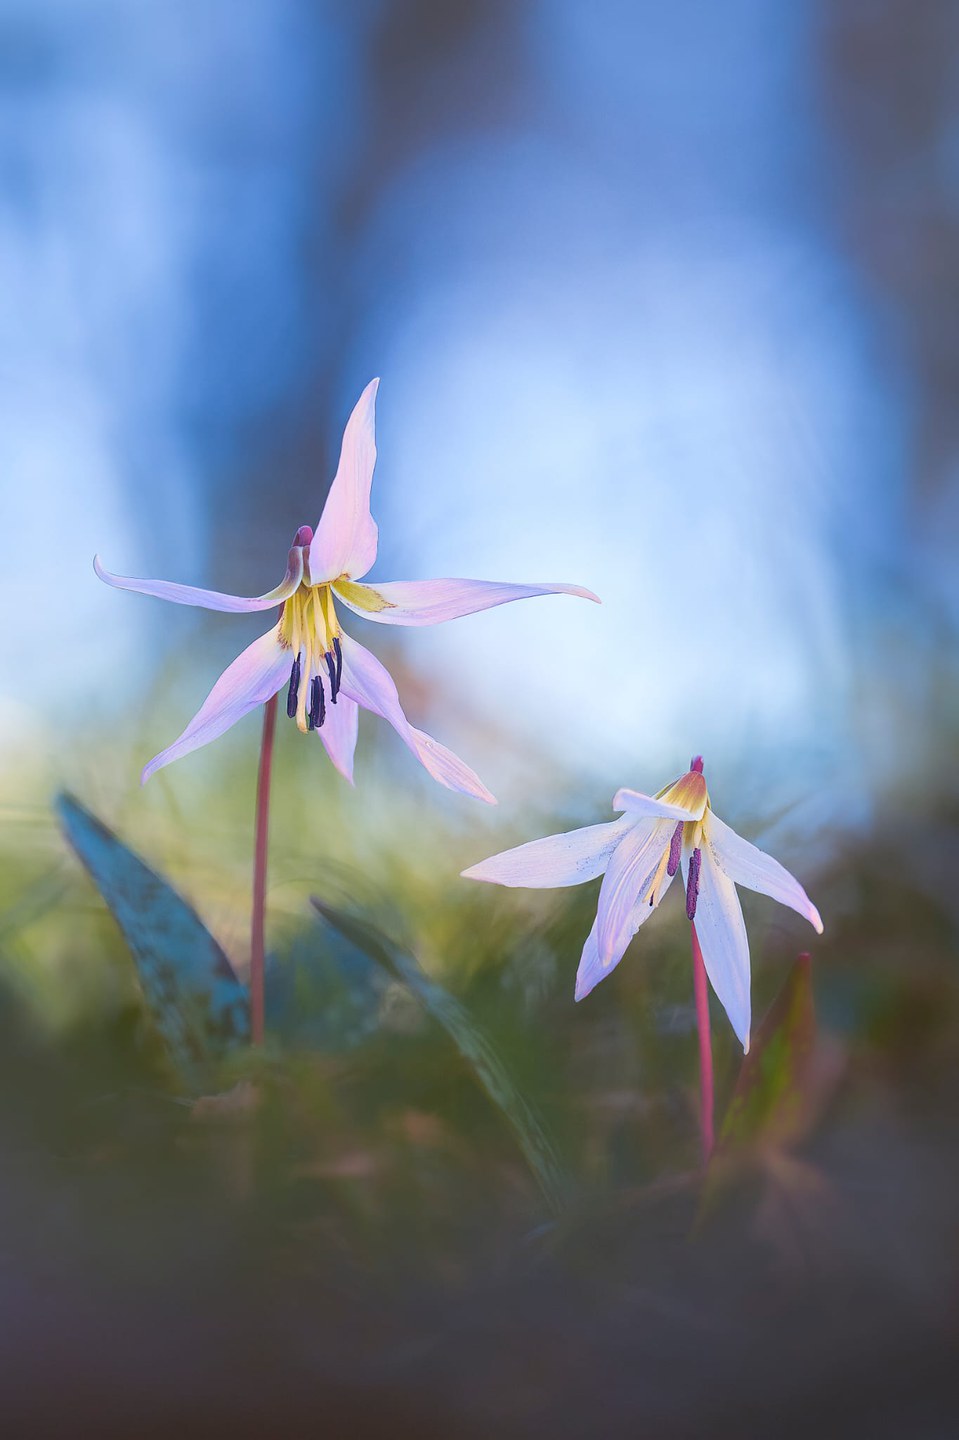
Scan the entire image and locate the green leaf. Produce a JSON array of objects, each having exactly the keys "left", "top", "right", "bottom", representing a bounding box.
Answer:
[
  {"left": 312, "top": 896, "right": 570, "bottom": 1214},
  {"left": 265, "top": 924, "right": 386, "bottom": 1052},
  {"left": 56, "top": 792, "right": 249, "bottom": 1081},
  {"left": 720, "top": 952, "right": 816, "bottom": 1151}
]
